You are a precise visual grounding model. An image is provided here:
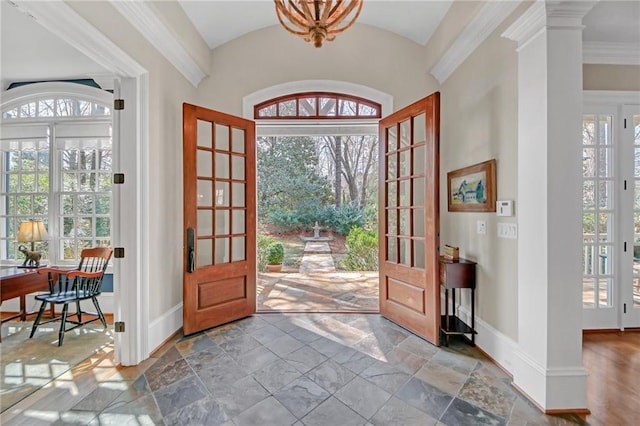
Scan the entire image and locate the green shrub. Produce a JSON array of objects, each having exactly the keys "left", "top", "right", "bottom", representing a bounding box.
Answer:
[
  {"left": 257, "top": 235, "right": 276, "bottom": 272},
  {"left": 332, "top": 203, "right": 365, "bottom": 235},
  {"left": 343, "top": 226, "right": 378, "bottom": 271},
  {"left": 267, "top": 241, "right": 285, "bottom": 265}
]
